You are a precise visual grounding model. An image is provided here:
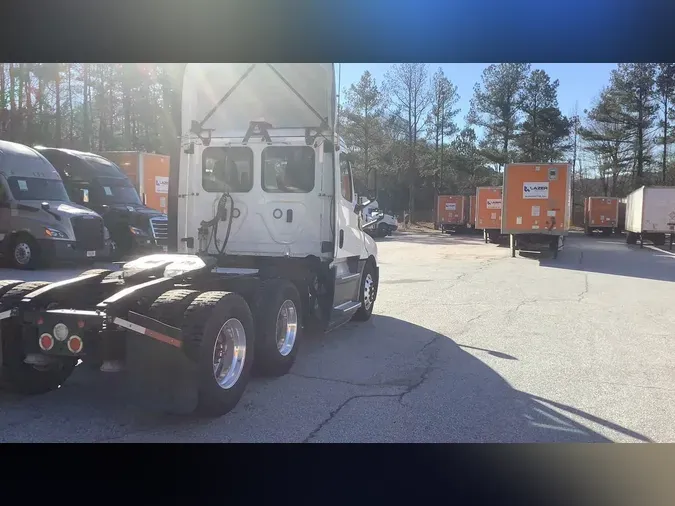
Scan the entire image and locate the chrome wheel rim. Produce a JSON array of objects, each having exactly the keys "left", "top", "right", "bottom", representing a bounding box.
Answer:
[
  {"left": 363, "top": 273, "right": 375, "bottom": 310},
  {"left": 276, "top": 299, "right": 298, "bottom": 357},
  {"left": 212, "top": 318, "right": 247, "bottom": 389},
  {"left": 14, "top": 242, "right": 31, "bottom": 265}
]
